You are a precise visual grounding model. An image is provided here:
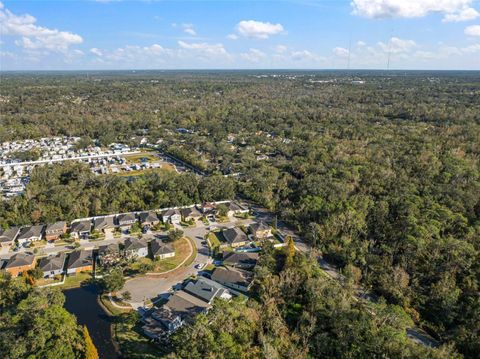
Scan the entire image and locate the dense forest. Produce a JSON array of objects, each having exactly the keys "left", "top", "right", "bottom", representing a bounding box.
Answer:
[
  {"left": 0, "top": 272, "right": 91, "bottom": 358},
  {"left": 1, "top": 71, "right": 479, "bottom": 357}
]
